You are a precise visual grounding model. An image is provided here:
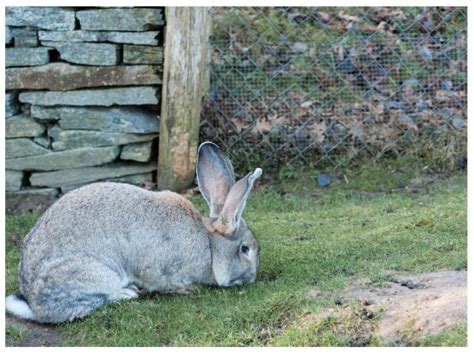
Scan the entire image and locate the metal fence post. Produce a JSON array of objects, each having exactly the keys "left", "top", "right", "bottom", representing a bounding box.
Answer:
[{"left": 157, "top": 7, "right": 211, "bottom": 191}]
